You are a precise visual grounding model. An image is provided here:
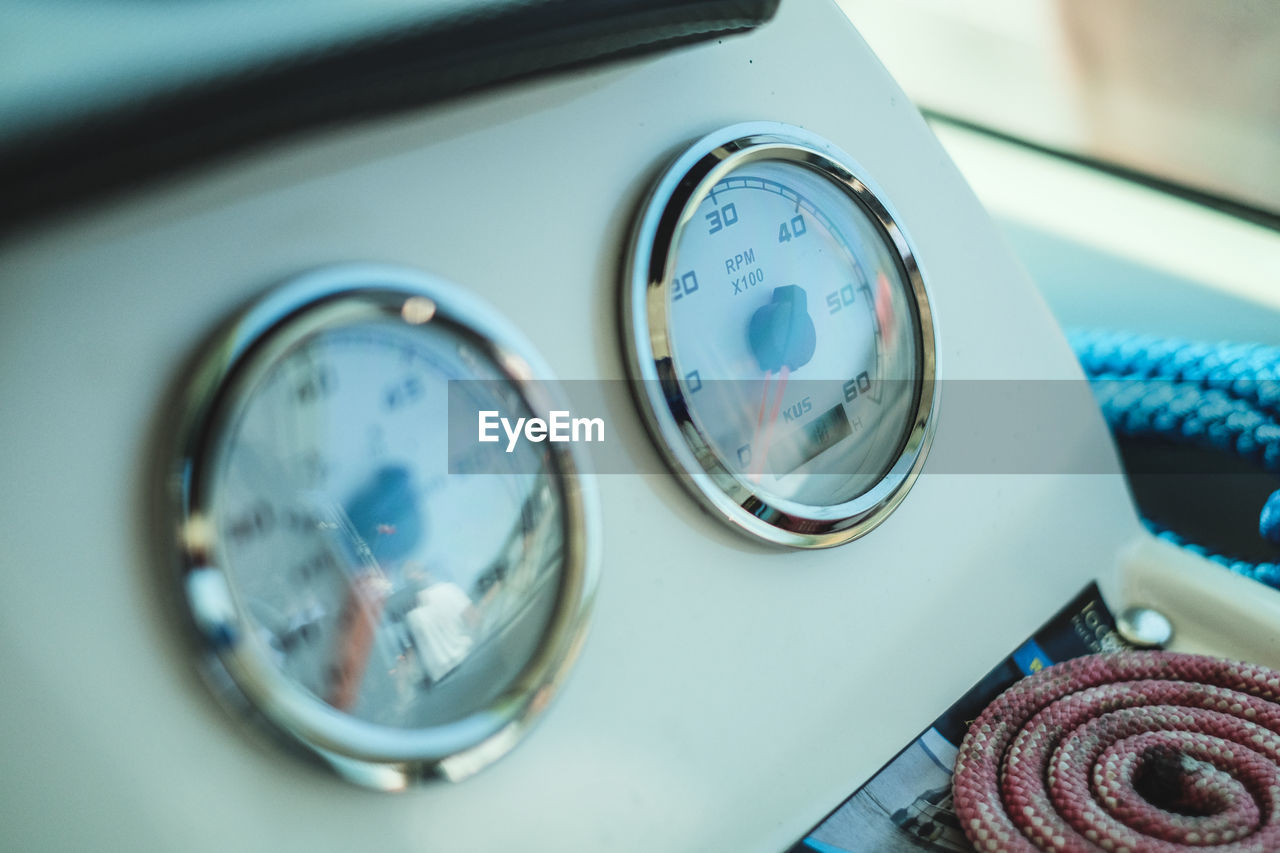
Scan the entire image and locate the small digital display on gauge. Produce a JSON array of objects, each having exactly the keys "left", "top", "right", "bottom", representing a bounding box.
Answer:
[{"left": 767, "top": 404, "right": 852, "bottom": 476}]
